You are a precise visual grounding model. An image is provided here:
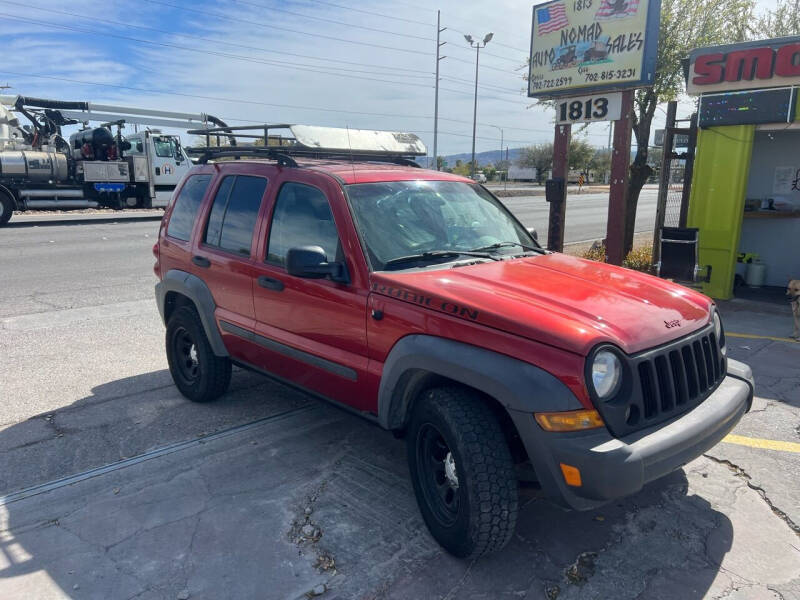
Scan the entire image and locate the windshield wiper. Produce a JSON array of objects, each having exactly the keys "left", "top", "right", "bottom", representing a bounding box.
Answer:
[
  {"left": 382, "top": 250, "right": 498, "bottom": 270},
  {"left": 469, "top": 241, "right": 543, "bottom": 254}
]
